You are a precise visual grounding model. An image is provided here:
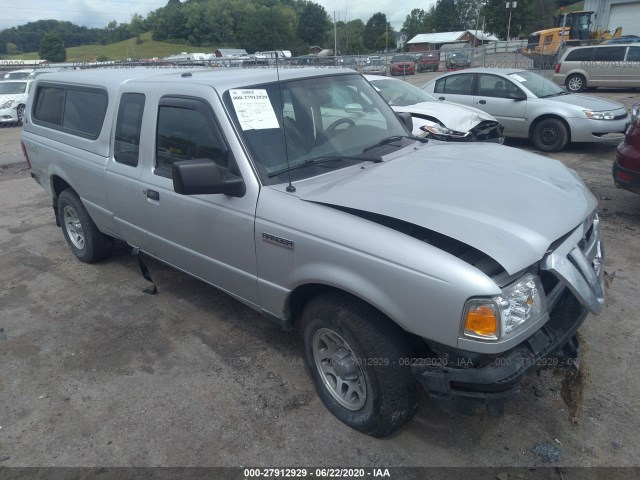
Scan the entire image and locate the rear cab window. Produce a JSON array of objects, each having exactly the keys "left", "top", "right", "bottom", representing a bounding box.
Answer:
[
  {"left": 32, "top": 84, "right": 108, "bottom": 139},
  {"left": 114, "top": 93, "right": 146, "bottom": 167}
]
